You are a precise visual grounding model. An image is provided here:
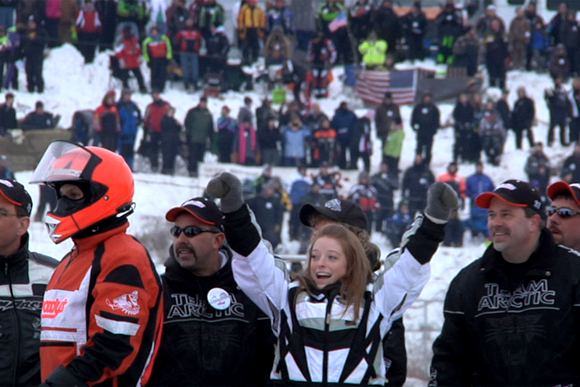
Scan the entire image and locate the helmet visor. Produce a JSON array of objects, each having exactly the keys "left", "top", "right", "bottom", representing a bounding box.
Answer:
[{"left": 30, "top": 141, "right": 97, "bottom": 184}]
